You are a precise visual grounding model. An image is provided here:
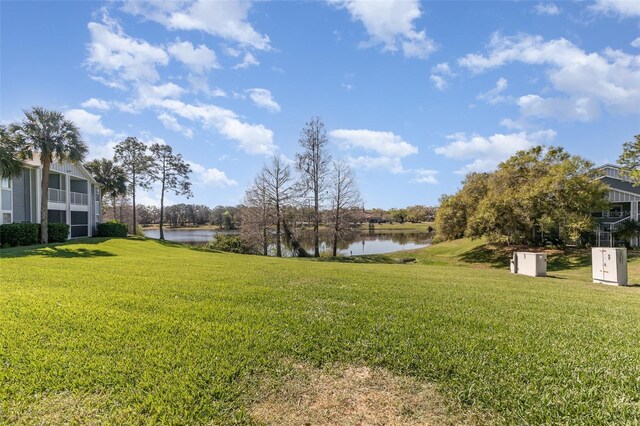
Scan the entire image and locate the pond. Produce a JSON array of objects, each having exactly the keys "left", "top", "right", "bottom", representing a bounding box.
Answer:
[
  {"left": 143, "top": 228, "right": 234, "bottom": 245},
  {"left": 143, "top": 228, "right": 432, "bottom": 256}
]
